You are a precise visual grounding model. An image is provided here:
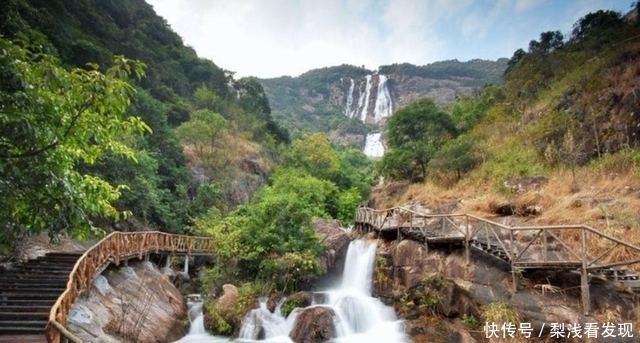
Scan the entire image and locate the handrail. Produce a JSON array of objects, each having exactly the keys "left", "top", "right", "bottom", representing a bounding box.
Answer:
[
  {"left": 355, "top": 206, "right": 640, "bottom": 269},
  {"left": 45, "top": 231, "right": 215, "bottom": 343}
]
